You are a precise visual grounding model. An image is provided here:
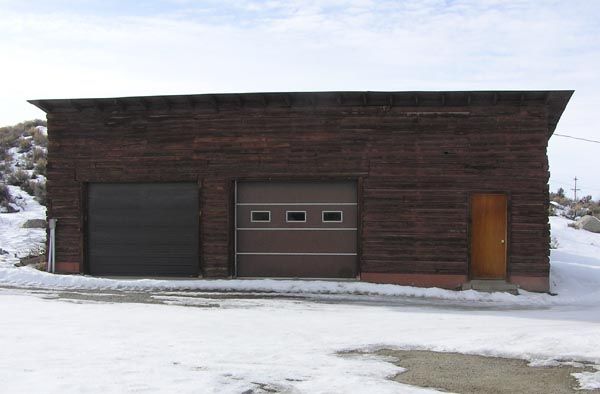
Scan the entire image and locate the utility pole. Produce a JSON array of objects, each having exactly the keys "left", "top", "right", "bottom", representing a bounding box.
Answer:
[{"left": 571, "top": 176, "right": 581, "bottom": 201}]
